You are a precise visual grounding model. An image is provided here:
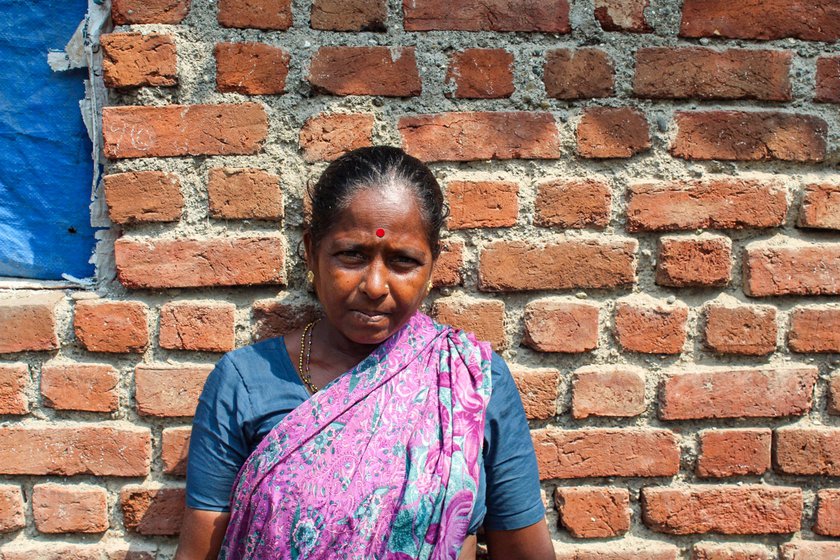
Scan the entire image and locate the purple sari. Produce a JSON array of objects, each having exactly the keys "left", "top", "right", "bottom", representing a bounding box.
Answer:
[{"left": 219, "top": 312, "right": 493, "bottom": 560}]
